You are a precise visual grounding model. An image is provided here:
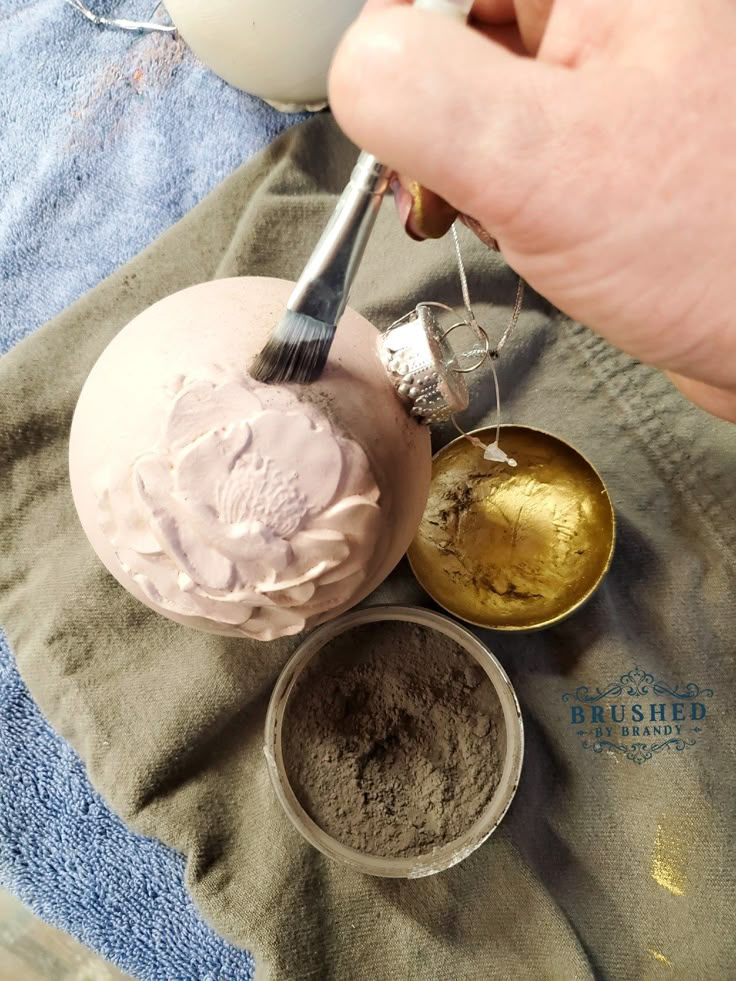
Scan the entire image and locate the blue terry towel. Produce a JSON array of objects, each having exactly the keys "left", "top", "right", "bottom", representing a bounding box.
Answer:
[
  {"left": 0, "top": 0, "right": 304, "bottom": 975},
  {"left": 0, "top": 0, "right": 304, "bottom": 350},
  {"left": 0, "top": 633, "right": 255, "bottom": 980}
]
